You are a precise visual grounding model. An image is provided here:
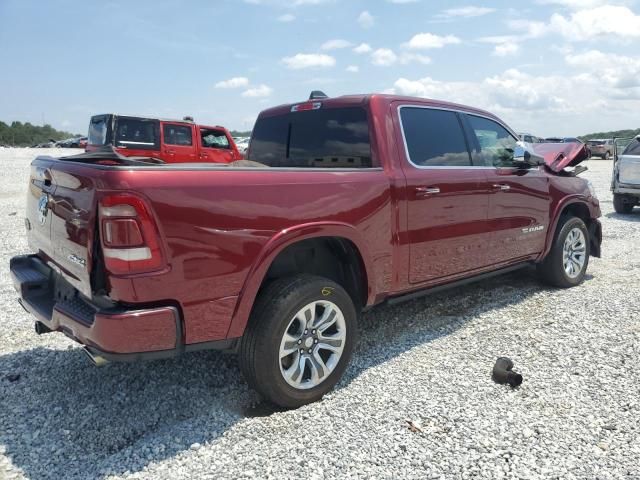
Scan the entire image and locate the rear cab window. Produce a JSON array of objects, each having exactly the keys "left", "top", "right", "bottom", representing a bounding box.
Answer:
[
  {"left": 249, "top": 106, "right": 372, "bottom": 168},
  {"left": 115, "top": 117, "right": 160, "bottom": 150},
  {"left": 399, "top": 107, "right": 471, "bottom": 167}
]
